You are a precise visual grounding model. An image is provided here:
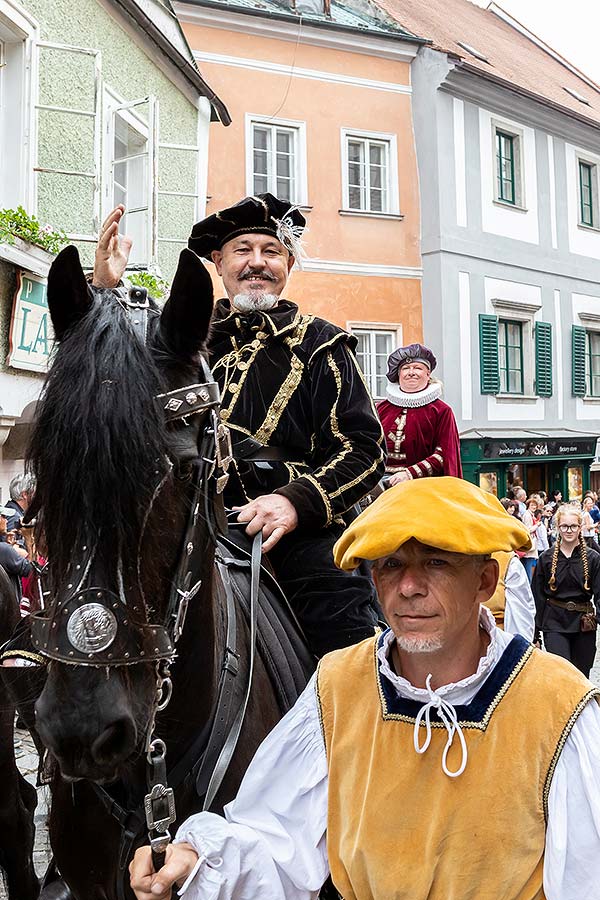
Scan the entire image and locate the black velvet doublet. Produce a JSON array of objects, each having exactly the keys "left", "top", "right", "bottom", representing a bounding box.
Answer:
[{"left": 208, "top": 298, "right": 385, "bottom": 529}]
